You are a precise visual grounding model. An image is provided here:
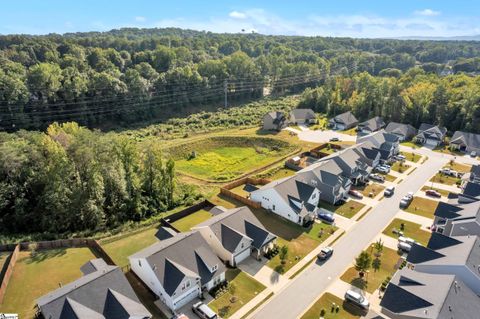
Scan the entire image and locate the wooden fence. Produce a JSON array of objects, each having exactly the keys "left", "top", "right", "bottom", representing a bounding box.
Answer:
[
  {"left": 0, "top": 244, "right": 20, "bottom": 305},
  {"left": 163, "top": 200, "right": 215, "bottom": 223},
  {"left": 220, "top": 177, "right": 271, "bottom": 209}
]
